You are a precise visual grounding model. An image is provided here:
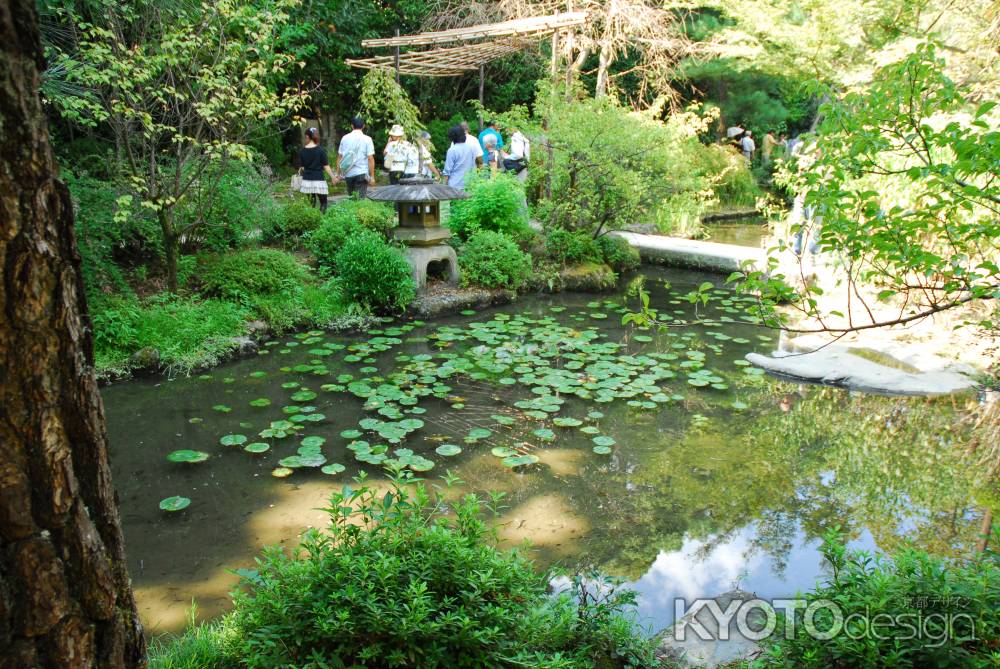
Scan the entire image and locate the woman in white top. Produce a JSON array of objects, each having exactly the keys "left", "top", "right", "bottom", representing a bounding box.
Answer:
[
  {"left": 416, "top": 131, "right": 441, "bottom": 180},
  {"left": 383, "top": 124, "right": 416, "bottom": 184}
]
